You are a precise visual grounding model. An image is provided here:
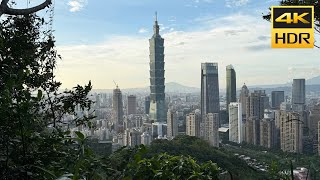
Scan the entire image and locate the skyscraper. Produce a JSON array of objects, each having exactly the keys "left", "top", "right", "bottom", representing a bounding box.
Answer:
[
  {"left": 226, "top": 65, "right": 236, "bottom": 112},
  {"left": 201, "top": 63, "right": 220, "bottom": 120},
  {"left": 292, "top": 79, "right": 306, "bottom": 105},
  {"left": 239, "top": 84, "right": 249, "bottom": 118},
  {"left": 167, "top": 109, "right": 178, "bottom": 139},
  {"left": 246, "top": 90, "right": 266, "bottom": 120},
  {"left": 245, "top": 90, "right": 266, "bottom": 145},
  {"left": 271, "top": 91, "right": 285, "bottom": 109},
  {"left": 145, "top": 96, "right": 150, "bottom": 114},
  {"left": 127, "top": 95, "right": 137, "bottom": 115},
  {"left": 229, "top": 102, "right": 243, "bottom": 143},
  {"left": 112, "top": 86, "right": 124, "bottom": 132},
  {"left": 149, "top": 13, "right": 167, "bottom": 123}
]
